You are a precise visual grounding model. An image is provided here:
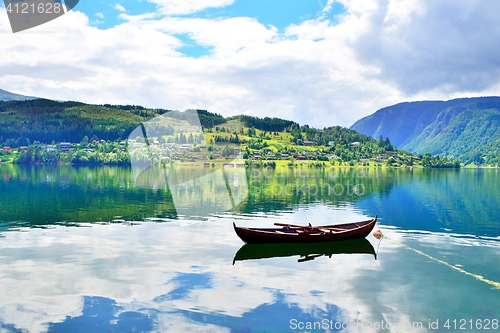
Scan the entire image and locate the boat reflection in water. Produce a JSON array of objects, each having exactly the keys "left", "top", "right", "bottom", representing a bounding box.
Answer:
[{"left": 233, "top": 238, "right": 377, "bottom": 264}]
